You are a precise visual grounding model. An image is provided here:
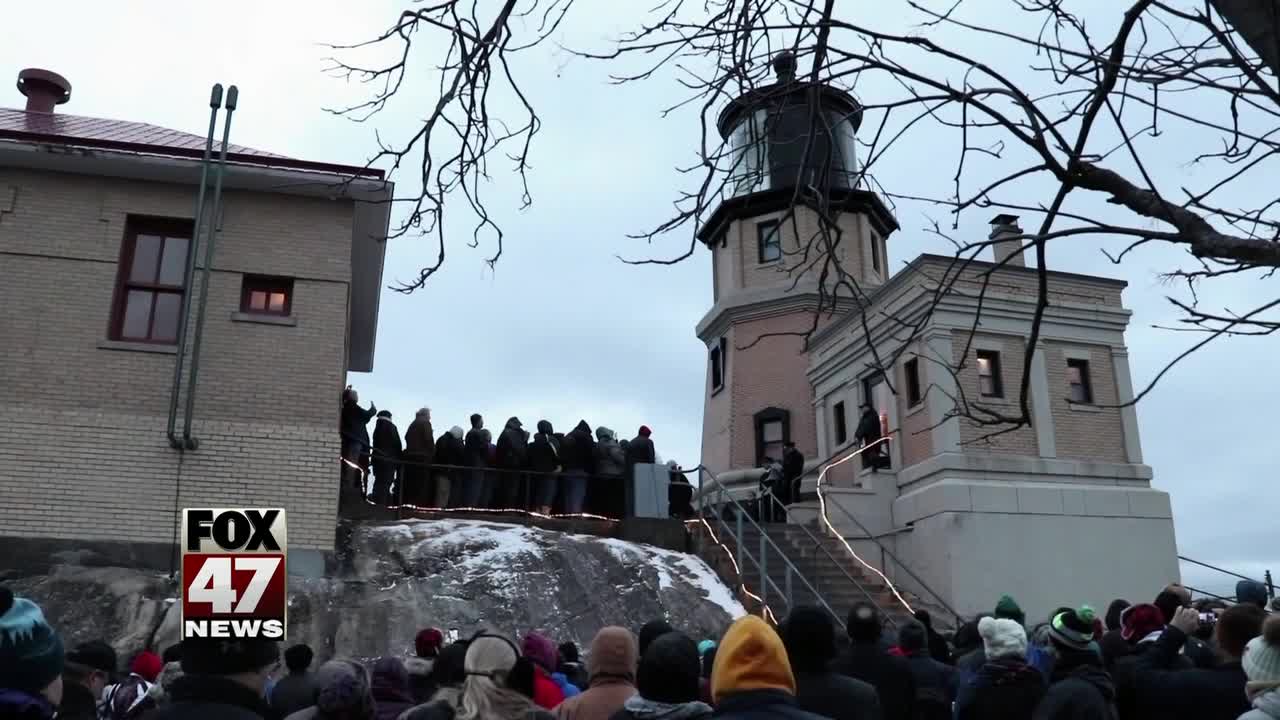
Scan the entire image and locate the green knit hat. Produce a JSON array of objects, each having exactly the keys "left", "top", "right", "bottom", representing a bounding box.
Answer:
[
  {"left": 0, "top": 587, "right": 65, "bottom": 695},
  {"left": 994, "top": 595, "right": 1025, "bottom": 626}
]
